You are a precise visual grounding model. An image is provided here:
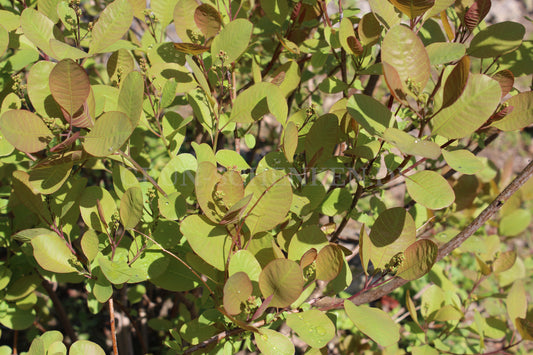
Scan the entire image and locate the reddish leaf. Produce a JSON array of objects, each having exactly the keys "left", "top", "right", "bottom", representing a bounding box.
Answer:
[
  {"left": 492, "top": 69, "right": 514, "bottom": 98},
  {"left": 464, "top": 0, "right": 491, "bottom": 32},
  {"left": 49, "top": 59, "right": 90, "bottom": 117},
  {"left": 194, "top": 4, "right": 222, "bottom": 40},
  {"left": 442, "top": 56, "right": 470, "bottom": 109},
  {"left": 173, "top": 43, "right": 210, "bottom": 55}
]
